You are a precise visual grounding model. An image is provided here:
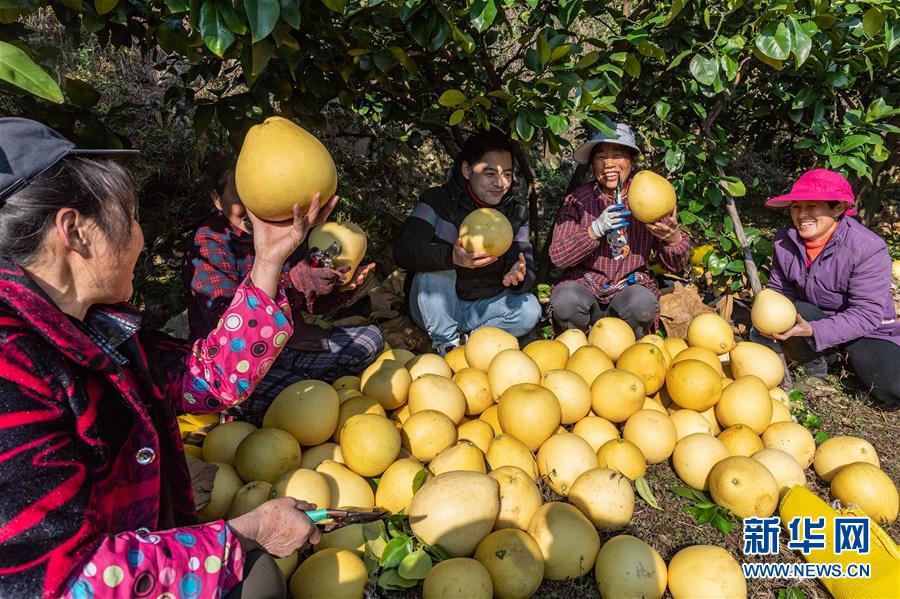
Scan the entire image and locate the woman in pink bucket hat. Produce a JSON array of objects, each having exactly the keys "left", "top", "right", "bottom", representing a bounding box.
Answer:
[{"left": 760, "top": 168, "right": 899, "bottom": 407}]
